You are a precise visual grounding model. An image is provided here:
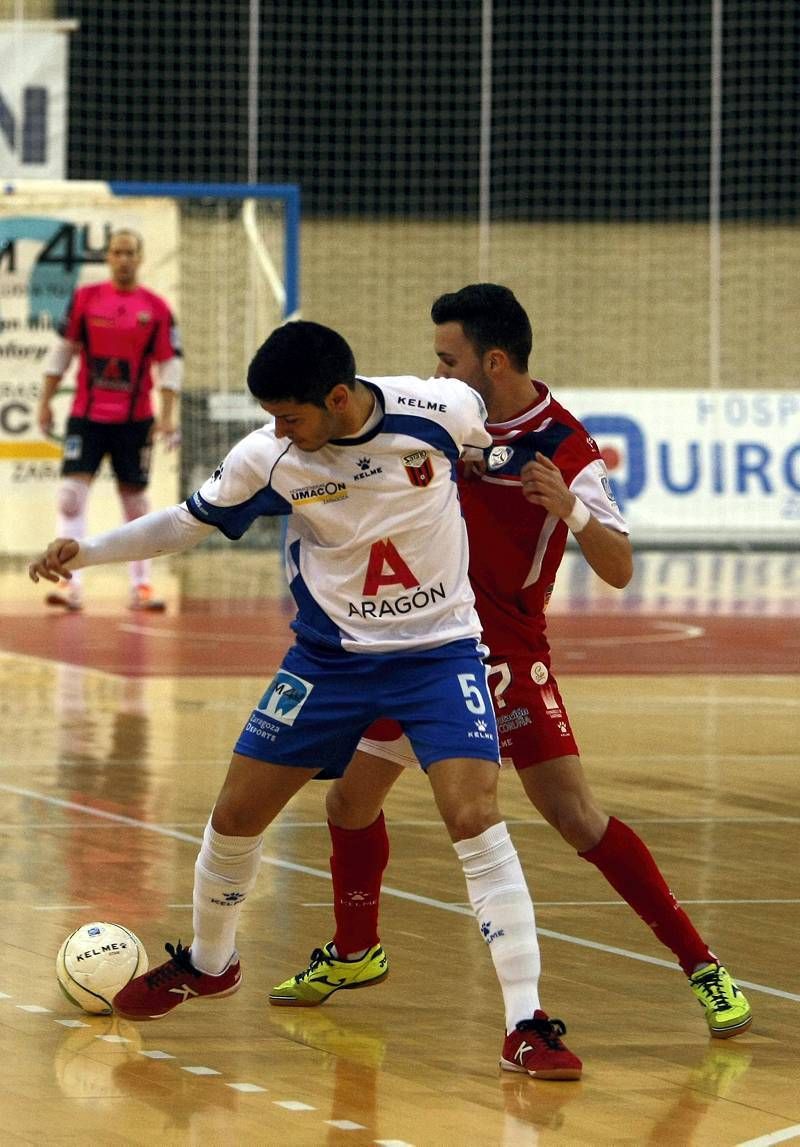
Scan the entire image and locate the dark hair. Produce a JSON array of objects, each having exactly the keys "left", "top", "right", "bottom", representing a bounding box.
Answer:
[
  {"left": 247, "top": 320, "right": 357, "bottom": 406},
  {"left": 431, "top": 283, "right": 532, "bottom": 372}
]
